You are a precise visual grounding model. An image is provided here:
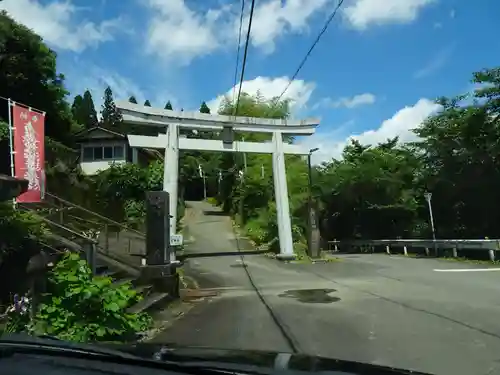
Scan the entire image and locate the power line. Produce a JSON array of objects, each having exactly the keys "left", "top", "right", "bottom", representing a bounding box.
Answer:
[
  {"left": 233, "top": 0, "right": 256, "bottom": 116},
  {"left": 273, "top": 0, "right": 345, "bottom": 107},
  {"left": 231, "top": 0, "right": 246, "bottom": 105}
]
